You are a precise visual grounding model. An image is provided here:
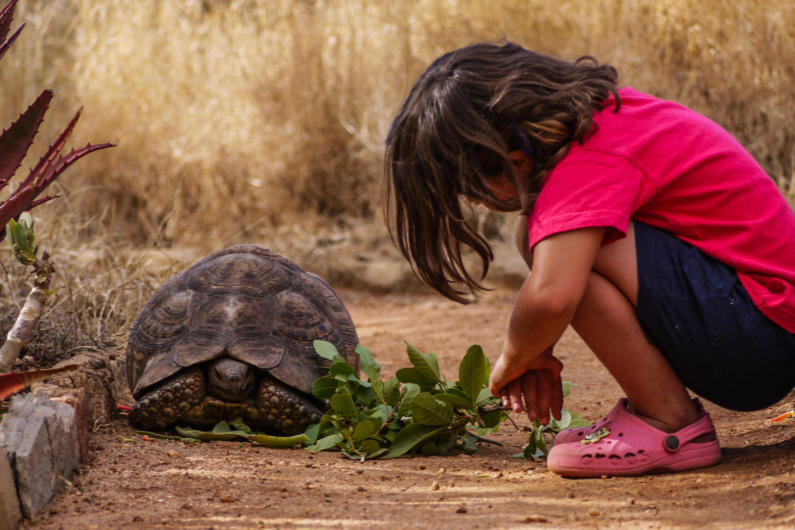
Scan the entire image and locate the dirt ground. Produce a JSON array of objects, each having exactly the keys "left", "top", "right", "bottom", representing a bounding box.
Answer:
[{"left": 22, "top": 287, "right": 795, "bottom": 529}]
